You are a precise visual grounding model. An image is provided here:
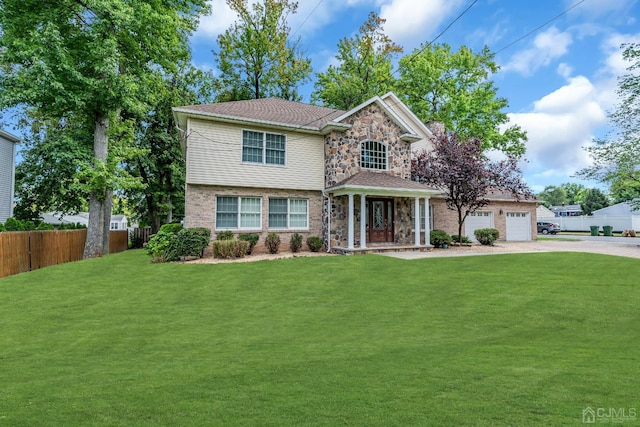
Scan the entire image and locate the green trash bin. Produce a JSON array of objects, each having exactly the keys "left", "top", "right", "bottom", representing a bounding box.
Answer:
[
  {"left": 590, "top": 226, "right": 599, "bottom": 236},
  {"left": 603, "top": 225, "right": 613, "bottom": 236}
]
